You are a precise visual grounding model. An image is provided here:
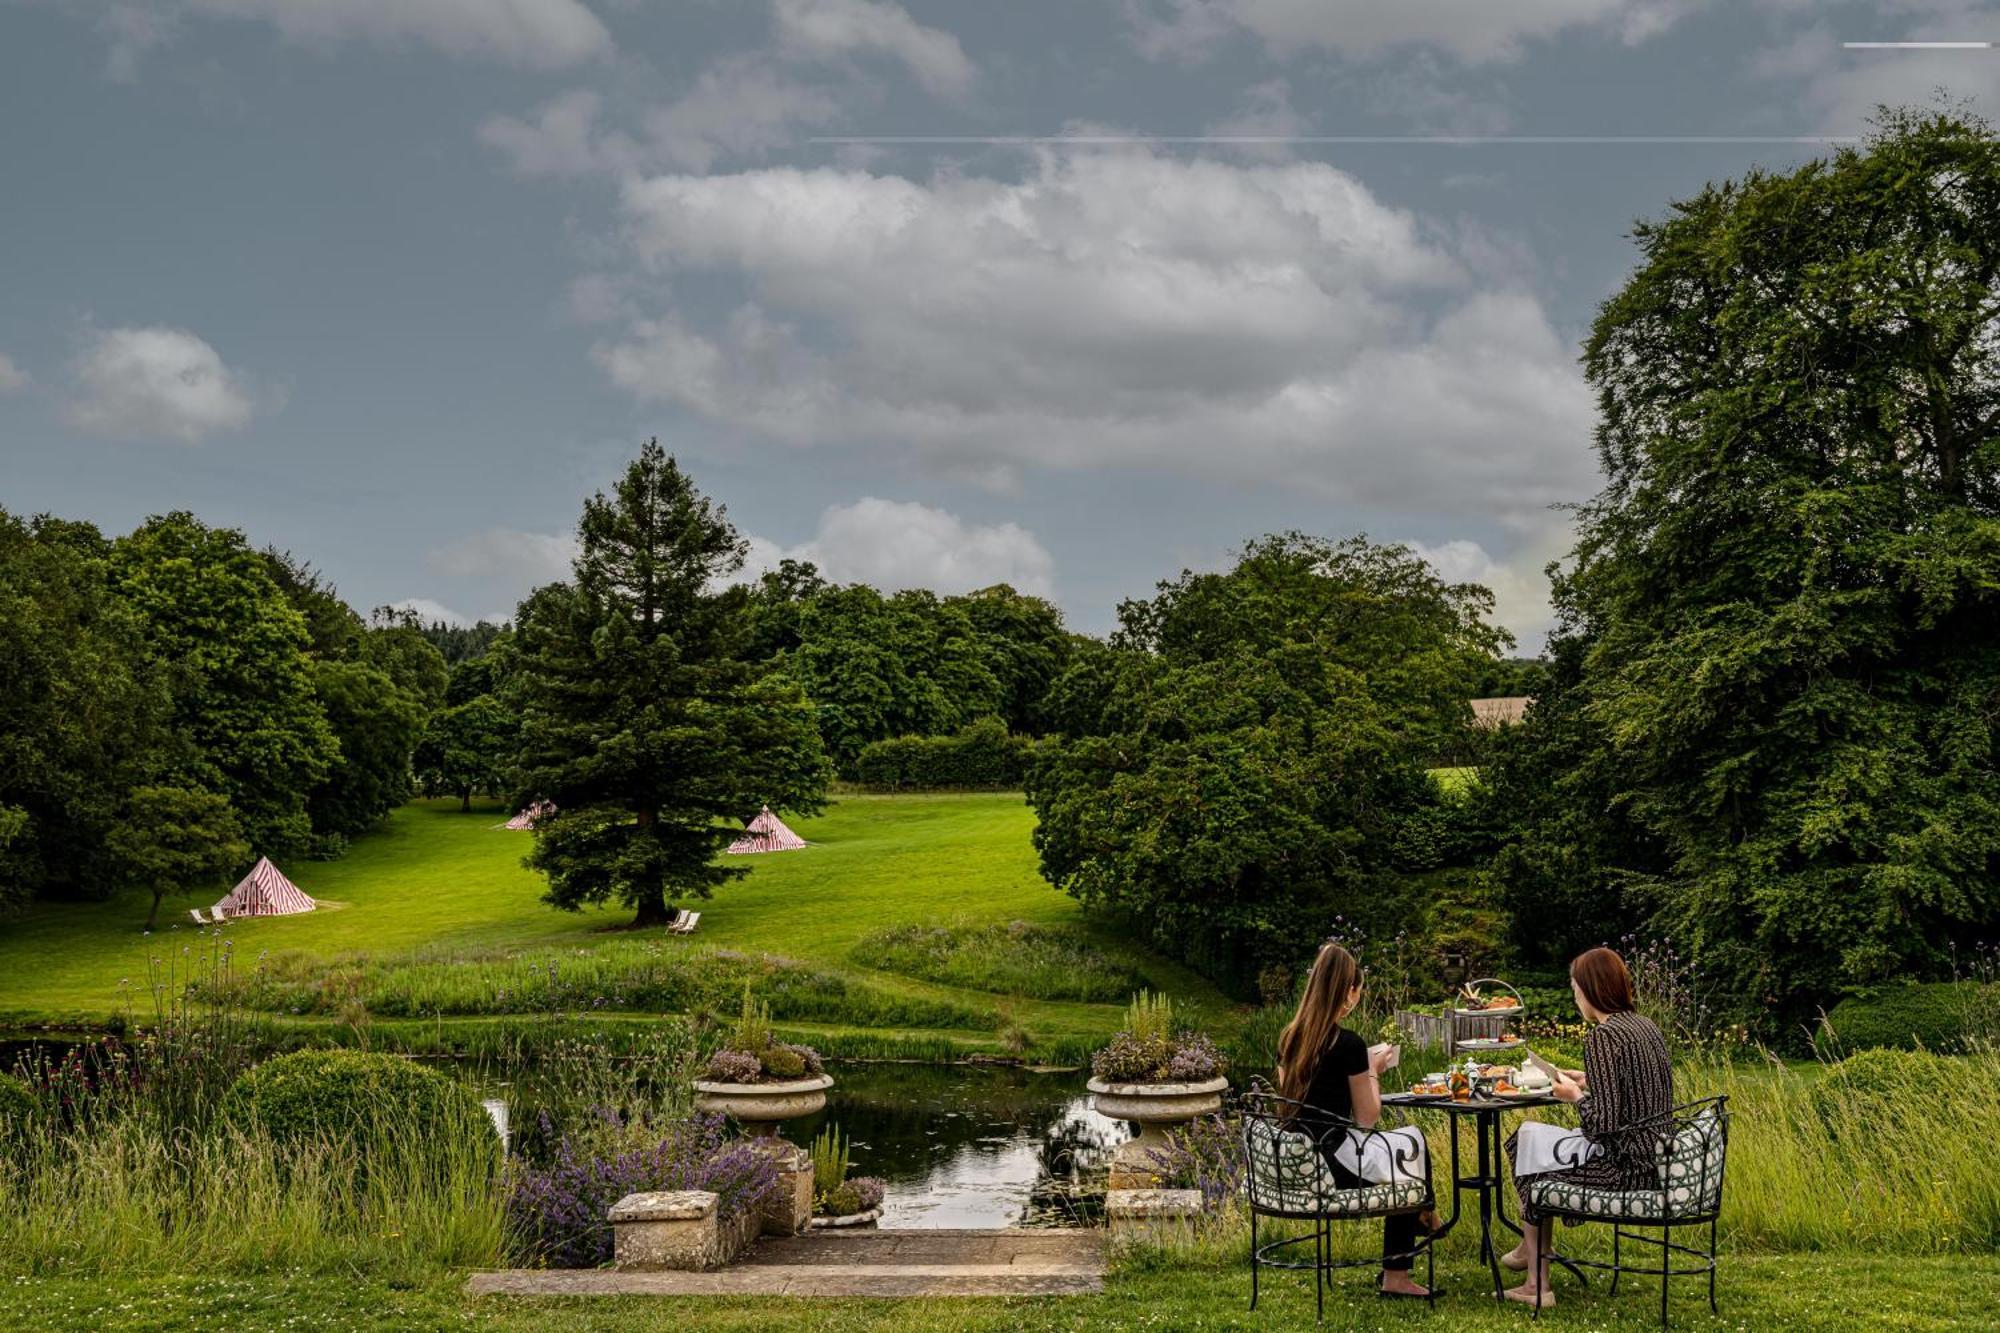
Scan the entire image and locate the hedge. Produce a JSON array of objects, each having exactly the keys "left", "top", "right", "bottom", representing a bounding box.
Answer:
[
  {"left": 1822, "top": 982, "right": 1993, "bottom": 1055},
  {"left": 221, "top": 1048, "right": 491, "bottom": 1154},
  {"left": 853, "top": 717, "right": 1035, "bottom": 789}
]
